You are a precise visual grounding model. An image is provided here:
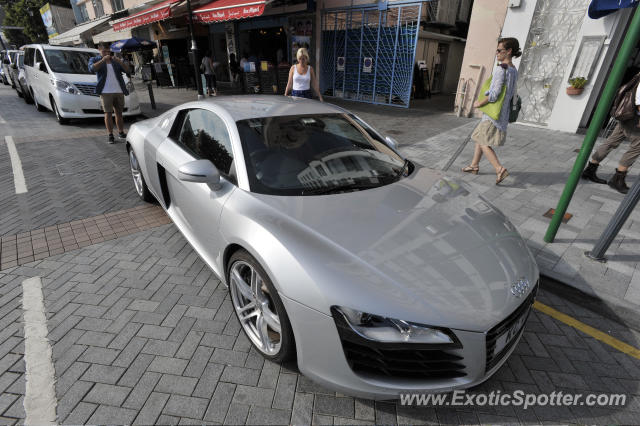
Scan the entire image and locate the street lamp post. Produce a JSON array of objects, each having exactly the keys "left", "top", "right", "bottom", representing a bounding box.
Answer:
[{"left": 186, "top": 0, "right": 204, "bottom": 99}]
